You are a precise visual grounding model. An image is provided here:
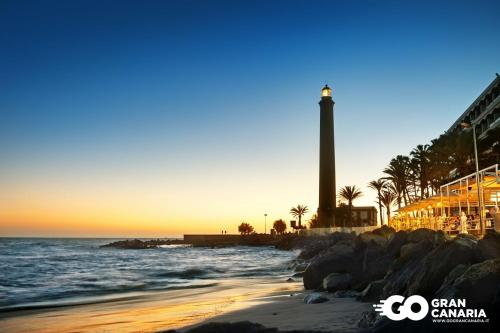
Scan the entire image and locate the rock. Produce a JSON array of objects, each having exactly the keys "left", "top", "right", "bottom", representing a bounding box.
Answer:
[
  {"left": 386, "top": 231, "right": 408, "bottom": 257},
  {"left": 382, "top": 240, "right": 434, "bottom": 298},
  {"left": 302, "top": 240, "right": 361, "bottom": 289},
  {"left": 171, "top": 321, "right": 324, "bottom": 333},
  {"left": 100, "top": 239, "right": 151, "bottom": 249},
  {"left": 323, "top": 272, "right": 353, "bottom": 292},
  {"left": 303, "top": 229, "right": 399, "bottom": 291},
  {"left": 332, "top": 289, "right": 360, "bottom": 298},
  {"left": 435, "top": 258, "right": 500, "bottom": 307},
  {"left": 399, "top": 241, "right": 431, "bottom": 261},
  {"left": 359, "top": 233, "right": 388, "bottom": 247},
  {"left": 404, "top": 235, "right": 480, "bottom": 298},
  {"left": 371, "top": 225, "right": 396, "bottom": 238},
  {"left": 298, "top": 232, "right": 356, "bottom": 260},
  {"left": 287, "top": 259, "right": 305, "bottom": 270},
  {"left": 303, "top": 293, "right": 329, "bottom": 304},
  {"left": 358, "top": 279, "right": 385, "bottom": 302},
  {"left": 406, "top": 228, "right": 445, "bottom": 245},
  {"left": 407, "top": 228, "right": 434, "bottom": 243},
  {"left": 454, "top": 232, "right": 479, "bottom": 246},
  {"left": 357, "top": 310, "right": 378, "bottom": 329},
  {"left": 286, "top": 278, "right": 294, "bottom": 282},
  {"left": 274, "top": 234, "right": 301, "bottom": 250},
  {"left": 477, "top": 232, "right": 500, "bottom": 260},
  {"left": 361, "top": 242, "right": 392, "bottom": 287},
  {"left": 294, "top": 263, "right": 309, "bottom": 272},
  {"left": 434, "top": 264, "right": 469, "bottom": 297},
  {"left": 372, "top": 260, "right": 500, "bottom": 333},
  {"left": 100, "top": 238, "right": 184, "bottom": 249}
]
